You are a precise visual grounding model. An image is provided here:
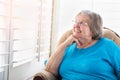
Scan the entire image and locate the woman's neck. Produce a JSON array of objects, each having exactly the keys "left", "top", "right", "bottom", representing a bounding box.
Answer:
[{"left": 77, "top": 39, "right": 98, "bottom": 48}]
